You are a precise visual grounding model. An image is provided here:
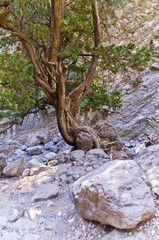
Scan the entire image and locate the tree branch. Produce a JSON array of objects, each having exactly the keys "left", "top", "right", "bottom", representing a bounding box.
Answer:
[
  {"left": 0, "top": 8, "right": 57, "bottom": 106},
  {"left": 68, "top": 0, "right": 101, "bottom": 116}
]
